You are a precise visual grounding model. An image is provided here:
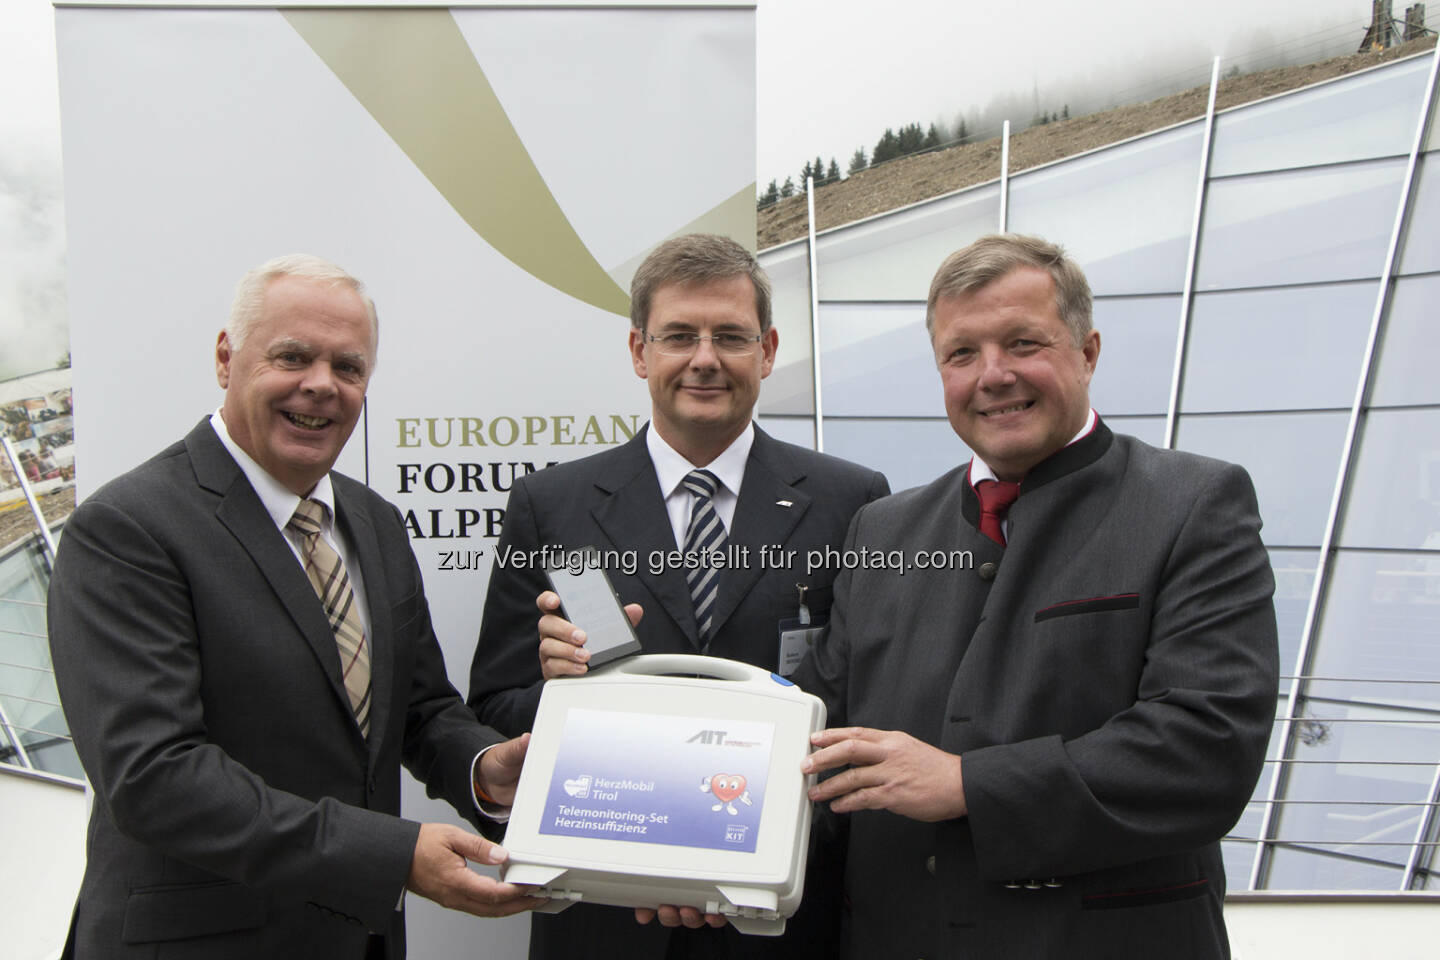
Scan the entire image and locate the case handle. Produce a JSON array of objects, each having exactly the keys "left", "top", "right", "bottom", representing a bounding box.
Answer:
[{"left": 600, "top": 653, "right": 768, "bottom": 683}]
